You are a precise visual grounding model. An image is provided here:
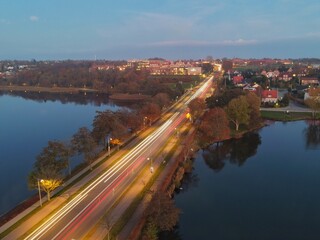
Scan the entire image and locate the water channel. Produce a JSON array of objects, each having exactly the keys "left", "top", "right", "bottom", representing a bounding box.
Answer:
[
  {"left": 2, "top": 92, "right": 320, "bottom": 238},
  {"left": 168, "top": 121, "right": 320, "bottom": 239},
  {"left": 0, "top": 92, "right": 121, "bottom": 216}
]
